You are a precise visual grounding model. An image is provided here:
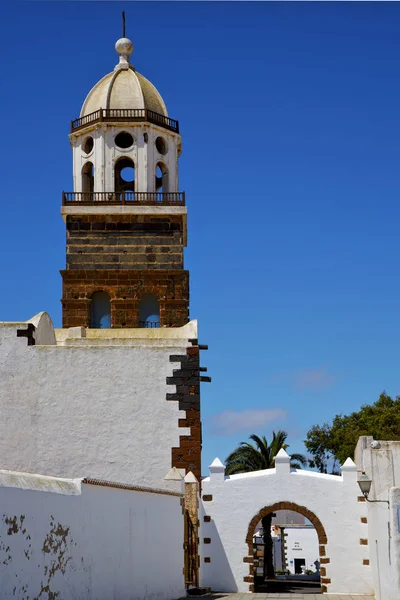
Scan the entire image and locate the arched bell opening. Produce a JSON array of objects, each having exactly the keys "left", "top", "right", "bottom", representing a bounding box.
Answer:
[
  {"left": 90, "top": 291, "right": 111, "bottom": 328},
  {"left": 82, "top": 161, "right": 94, "bottom": 198},
  {"left": 115, "top": 157, "right": 135, "bottom": 193},
  {"left": 155, "top": 162, "right": 169, "bottom": 194},
  {"left": 138, "top": 293, "right": 160, "bottom": 328},
  {"left": 245, "top": 502, "right": 327, "bottom": 594}
]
